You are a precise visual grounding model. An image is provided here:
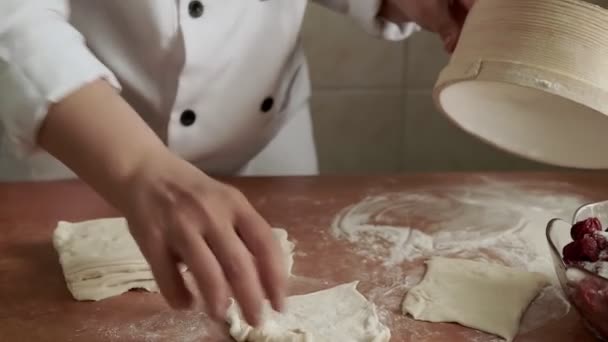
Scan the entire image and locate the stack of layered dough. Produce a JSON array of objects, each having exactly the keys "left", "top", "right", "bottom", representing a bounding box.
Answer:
[{"left": 53, "top": 218, "right": 157, "bottom": 301}]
